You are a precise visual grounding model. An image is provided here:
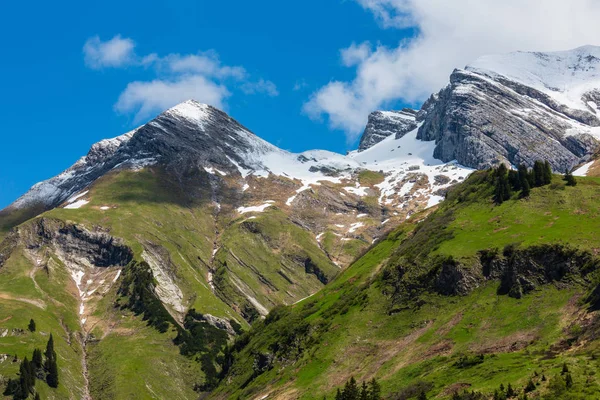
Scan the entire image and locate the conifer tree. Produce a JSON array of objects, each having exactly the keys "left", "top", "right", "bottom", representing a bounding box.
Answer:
[
  {"left": 525, "top": 378, "right": 535, "bottom": 392},
  {"left": 32, "top": 348, "right": 43, "bottom": 371},
  {"left": 564, "top": 169, "right": 577, "bottom": 186},
  {"left": 506, "top": 383, "right": 515, "bottom": 397},
  {"left": 28, "top": 319, "right": 36, "bottom": 332},
  {"left": 368, "top": 378, "right": 381, "bottom": 400},
  {"left": 508, "top": 169, "right": 521, "bottom": 191},
  {"left": 561, "top": 362, "right": 569, "bottom": 375},
  {"left": 45, "top": 334, "right": 59, "bottom": 388},
  {"left": 335, "top": 388, "right": 343, "bottom": 400},
  {"left": 544, "top": 160, "right": 553, "bottom": 184},
  {"left": 35, "top": 393, "right": 41, "bottom": 400},
  {"left": 565, "top": 373, "right": 573, "bottom": 388},
  {"left": 19, "top": 357, "right": 34, "bottom": 397},
  {"left": 418, "top": 391, "right": 427, "bottom": 400},
  {"left": 359, "top": 381, "right": 369, "bottom": 400},
  {"left": 494, "top": 164, "right": 512, "bottom": 204},
  {"left": 343, "top": 377, "right": 359, "bottom": 400},
  {"left": 533, "top": 160, "right": 545, "bottom": 187}
]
